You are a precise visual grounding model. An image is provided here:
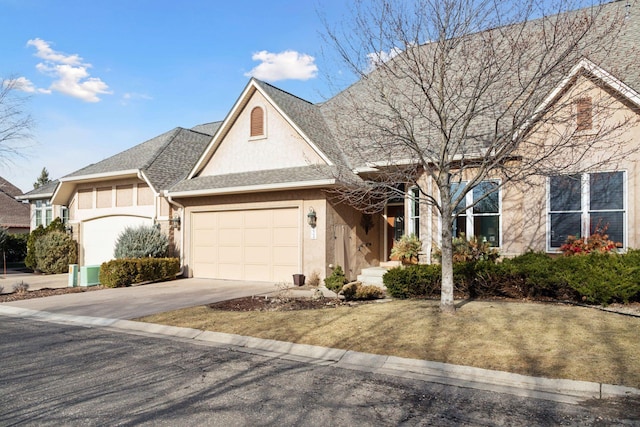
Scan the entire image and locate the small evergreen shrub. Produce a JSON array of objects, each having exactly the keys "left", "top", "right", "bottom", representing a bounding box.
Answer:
[
  {"left": 25, "top": 218, "right": 65, "bottom": 270},
  {"left": 390, "top": 234, "right": 422, "bottom": 263},
  {"left": 324, "top": 265, "right": 347, "bottom": 293},
  {"left": 5, "top": 233, "right": 28, "bottom": 262},
  {"left": 432, "top": 234, "right": 499, "bottom": 263},
  {"left": 341, "top": 282, "right": 359, "bottom": 300},
  {"left": 99, "top": 258, "right": 180, "bottom": 288},
  {"left": 34, "top": 231, "right": 77, "bottom": 274},
  {"left": 383, "top": 264, "right": 441, "bottom": 298},
  {"left": 114, "top": 225, "right": 169, "bottom": 259}
]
